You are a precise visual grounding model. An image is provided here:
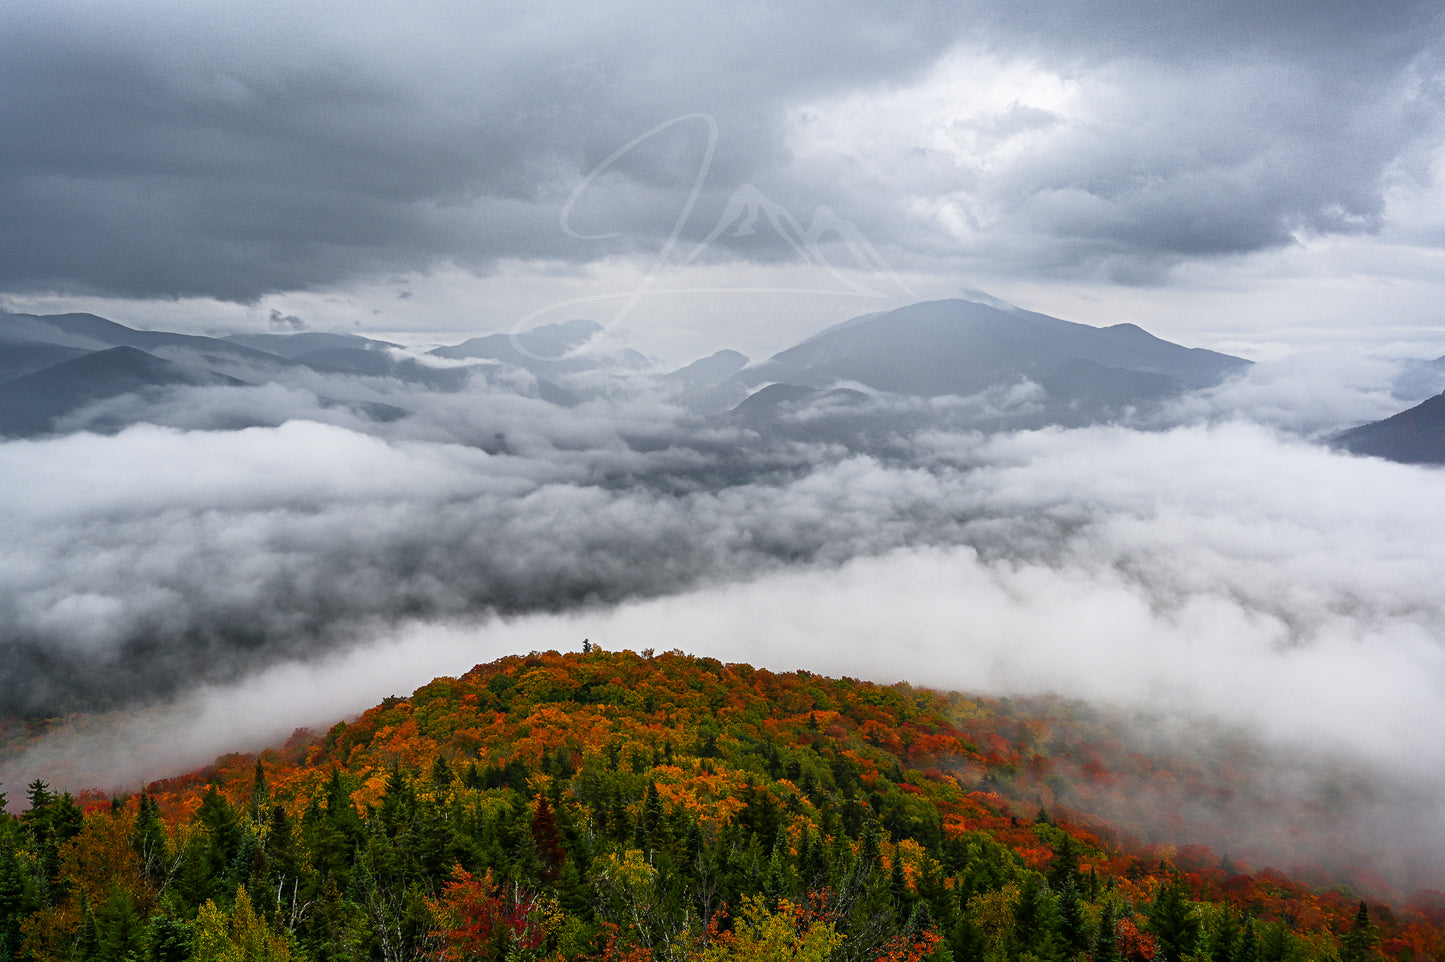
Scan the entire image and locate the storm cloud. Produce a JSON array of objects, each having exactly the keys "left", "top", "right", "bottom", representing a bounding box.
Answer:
[{"left": 1, "top": 0, "right": 1440, "bottom": 312}]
